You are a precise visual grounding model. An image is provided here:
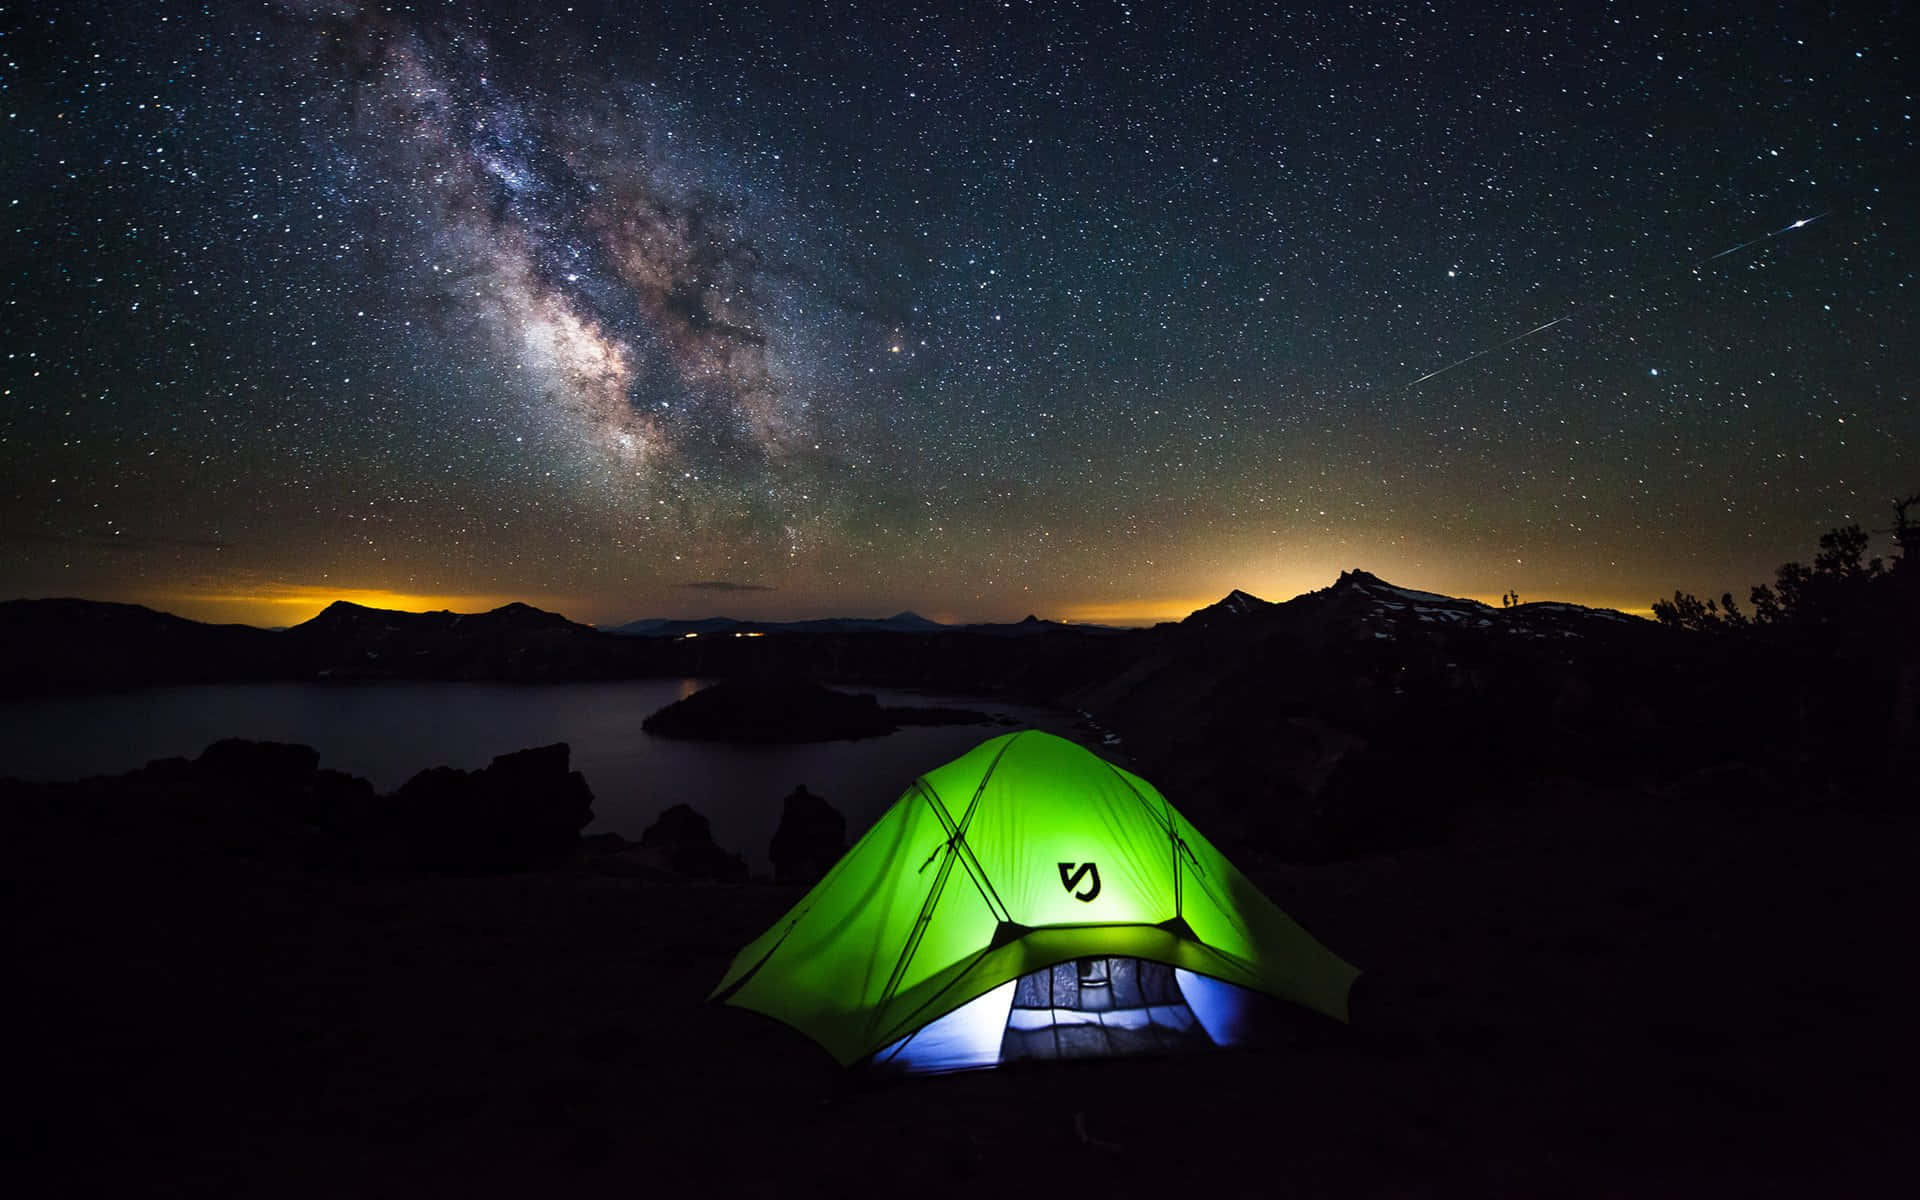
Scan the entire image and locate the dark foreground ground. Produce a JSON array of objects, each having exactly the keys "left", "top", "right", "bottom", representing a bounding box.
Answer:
[{"left": 13, "top": 779, "right": 1908, "bottom": 1198}]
